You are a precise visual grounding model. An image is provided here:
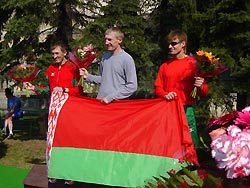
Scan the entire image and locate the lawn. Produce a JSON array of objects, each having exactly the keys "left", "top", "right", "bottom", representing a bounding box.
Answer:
[
  {"left": 0, "top": 131, "right": 46, "bottom": 169},
  {"left": 0, "top": 165, "right": 30, "bottom": 188},
  {"left": 0, "top": 129, "right": 46, "bottom": 188}
]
